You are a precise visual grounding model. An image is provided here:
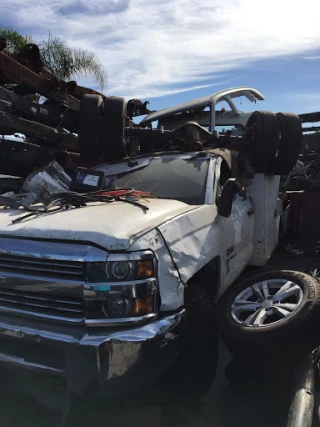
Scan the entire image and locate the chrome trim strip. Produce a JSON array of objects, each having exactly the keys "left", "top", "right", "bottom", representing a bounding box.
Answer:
[
  {"left": 85, "top": 313, "right": 157, "bottom": 327},
  {"left": 0, "top": 270, "right": 85, "bottom": 284},
  {"left": 0, "top": 237, "right": 108, "bottom": 262},
  {"left": 0, "top": 289, "right": 83, "bottom": 306},
  {"left": 0, "top": 276, "right": 84, "bottom": 296},
  {"left": 0, "top": 305, "right": 85, "bottom": 325},
  {"left": 0, "top": 309, "right": 185, "bottom": 345},
  {"left": 0, "top": 352, "right": 65, "bottom": 375},
  {"left": 0, "top": 261, "right": 84, "bottom": 277}
]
